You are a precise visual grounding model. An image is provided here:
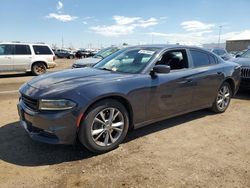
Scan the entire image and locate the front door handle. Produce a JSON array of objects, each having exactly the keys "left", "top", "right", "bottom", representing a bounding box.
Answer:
[
  {"left": 4, "top": 56, "right": 11, "bottom": 59},
  {"left": 178, "top": 79, "right": 193, "bottom": 84},
  {"left": 217, "top": 72, "right": 223, "bottom": 75}
]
